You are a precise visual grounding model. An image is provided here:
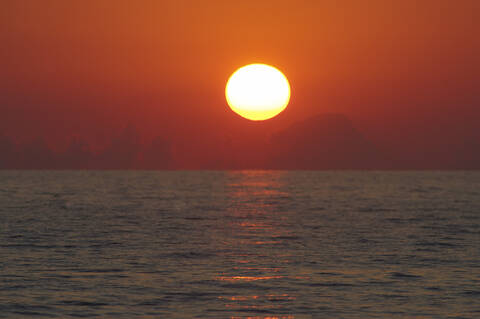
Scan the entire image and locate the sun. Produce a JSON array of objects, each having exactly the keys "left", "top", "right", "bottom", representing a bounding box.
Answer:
[{"left": 225, "top": 64, "right": 291, "bottom": 121}]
